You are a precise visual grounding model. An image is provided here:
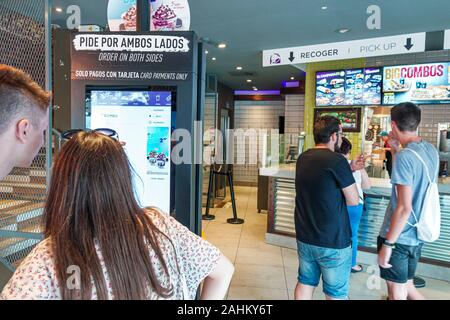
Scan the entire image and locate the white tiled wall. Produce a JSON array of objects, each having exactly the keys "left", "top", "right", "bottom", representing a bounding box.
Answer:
[
  {"left": 233, "top": 101, "right": 285, "bottom": 184},
  {"left": 233, "top": 96, "right": 305, "bottom": 184},
  {"left": 284, "top": 94, "right": 305, "bottom": 148}
]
